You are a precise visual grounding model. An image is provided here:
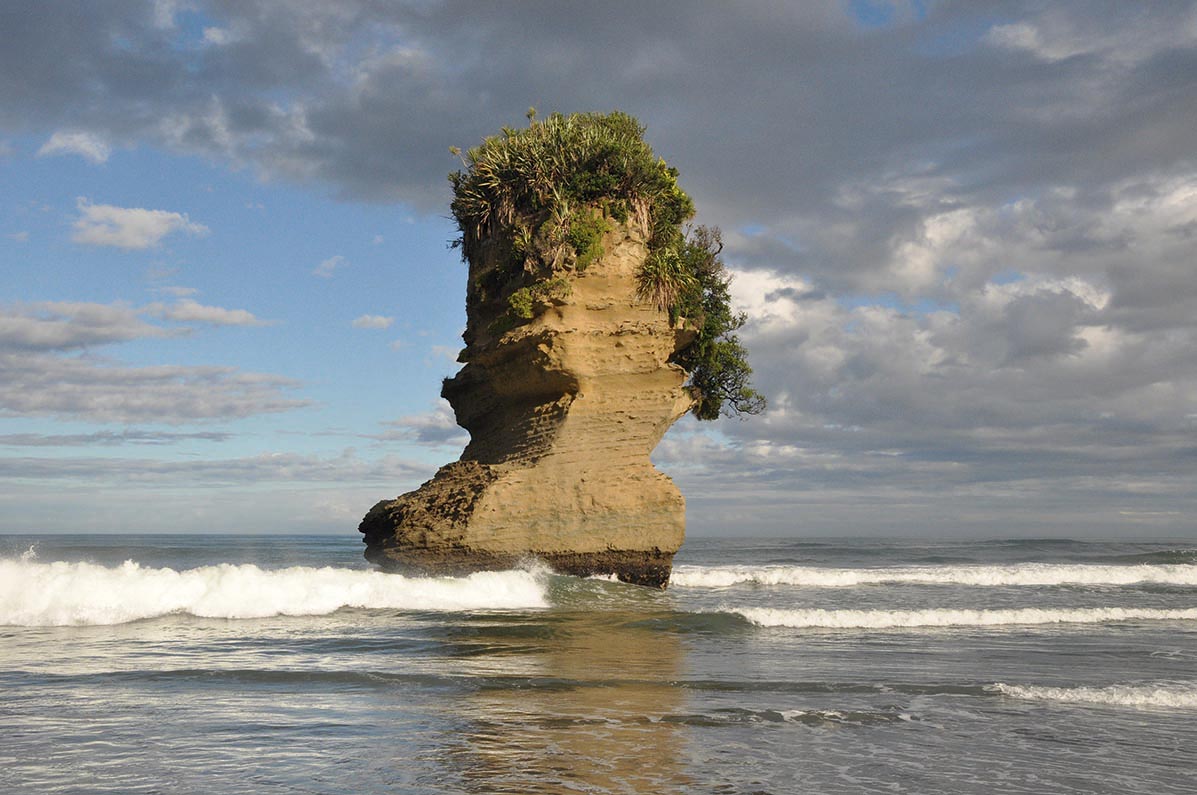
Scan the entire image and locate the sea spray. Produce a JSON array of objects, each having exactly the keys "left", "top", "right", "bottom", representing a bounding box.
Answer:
[{"left": 0, "top": 557, "right": 549, "bottom": 626}]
